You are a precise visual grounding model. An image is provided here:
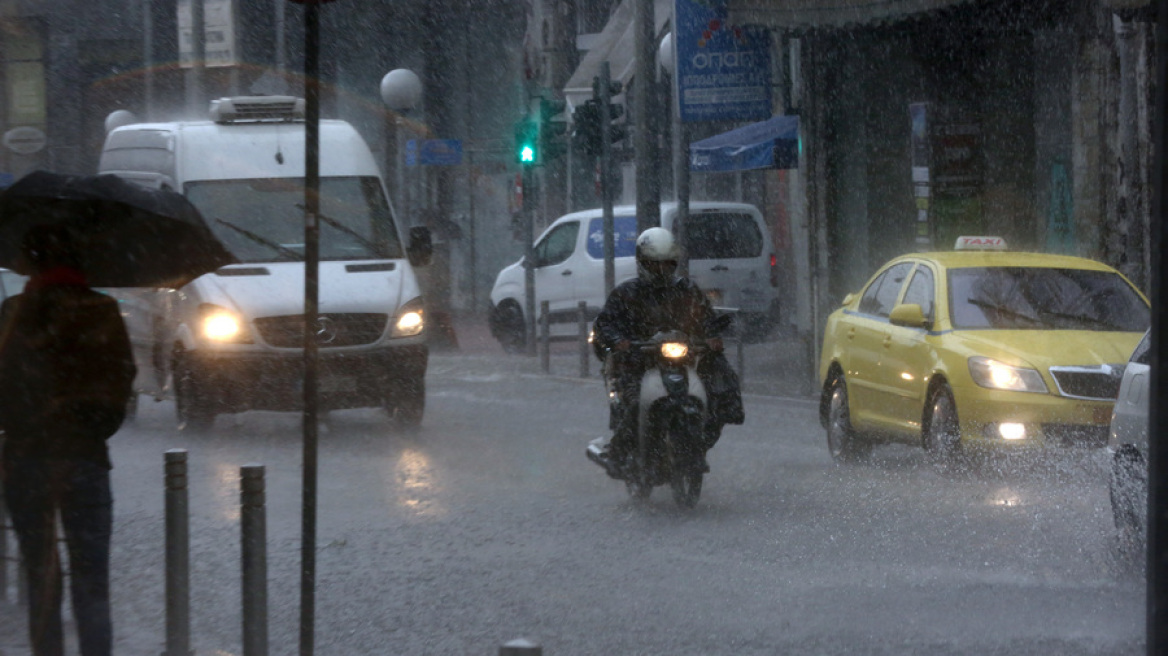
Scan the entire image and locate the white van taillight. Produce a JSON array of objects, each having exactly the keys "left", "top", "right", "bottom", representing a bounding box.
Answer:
[{"left": 769, "top": 253, "right": 779, "bottom": 287}]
